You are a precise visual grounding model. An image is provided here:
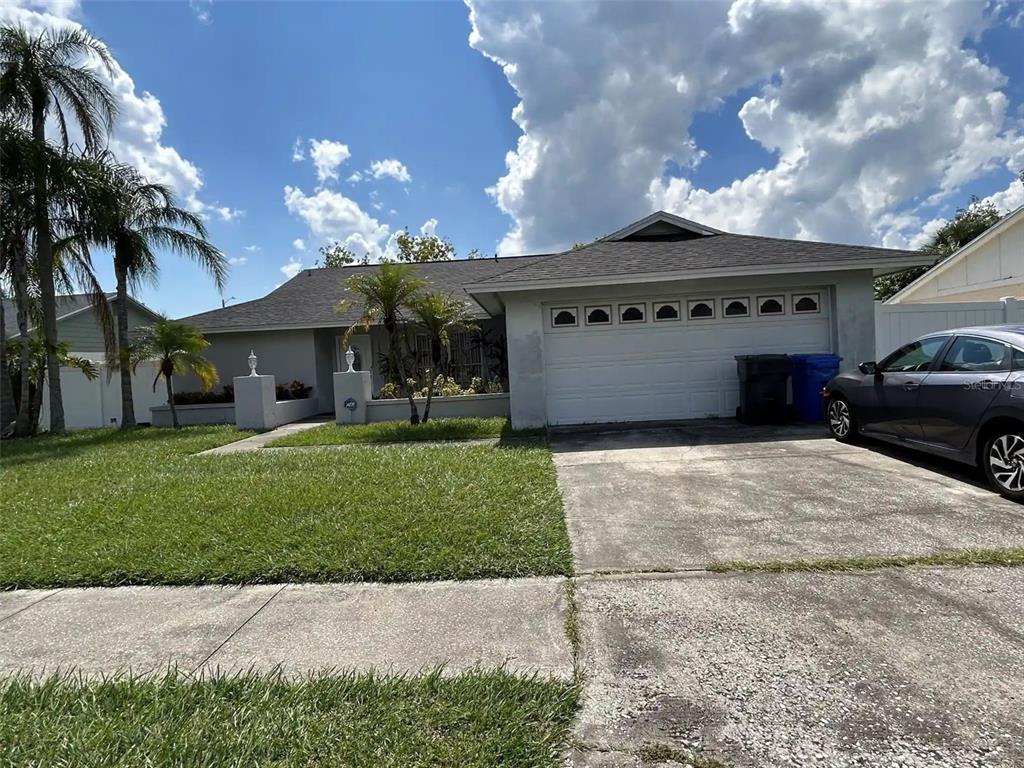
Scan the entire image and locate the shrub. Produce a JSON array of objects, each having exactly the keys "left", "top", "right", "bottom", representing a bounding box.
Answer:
[
  {"left": 275, "top": 380, "right": 312, "bottom": 401},
  {"left": 172, "top": 387, "right": 234, "bottom": 405}
]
